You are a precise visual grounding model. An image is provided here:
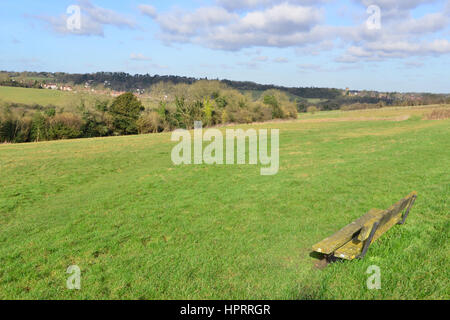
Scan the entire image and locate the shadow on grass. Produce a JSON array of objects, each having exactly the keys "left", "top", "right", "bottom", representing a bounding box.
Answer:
[{"left": 310, "top": 251, "right": 344, "bottom": 270}]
